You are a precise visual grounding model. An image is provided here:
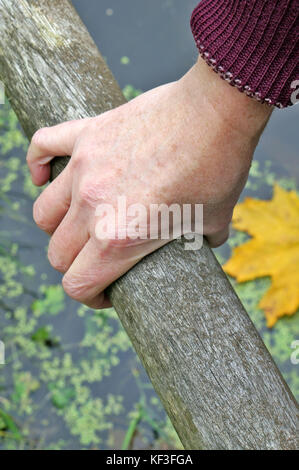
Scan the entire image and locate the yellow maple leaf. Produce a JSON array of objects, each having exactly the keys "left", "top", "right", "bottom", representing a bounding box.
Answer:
[{"left": 223, "top": 184, "right": 299, "bottom": 327}]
